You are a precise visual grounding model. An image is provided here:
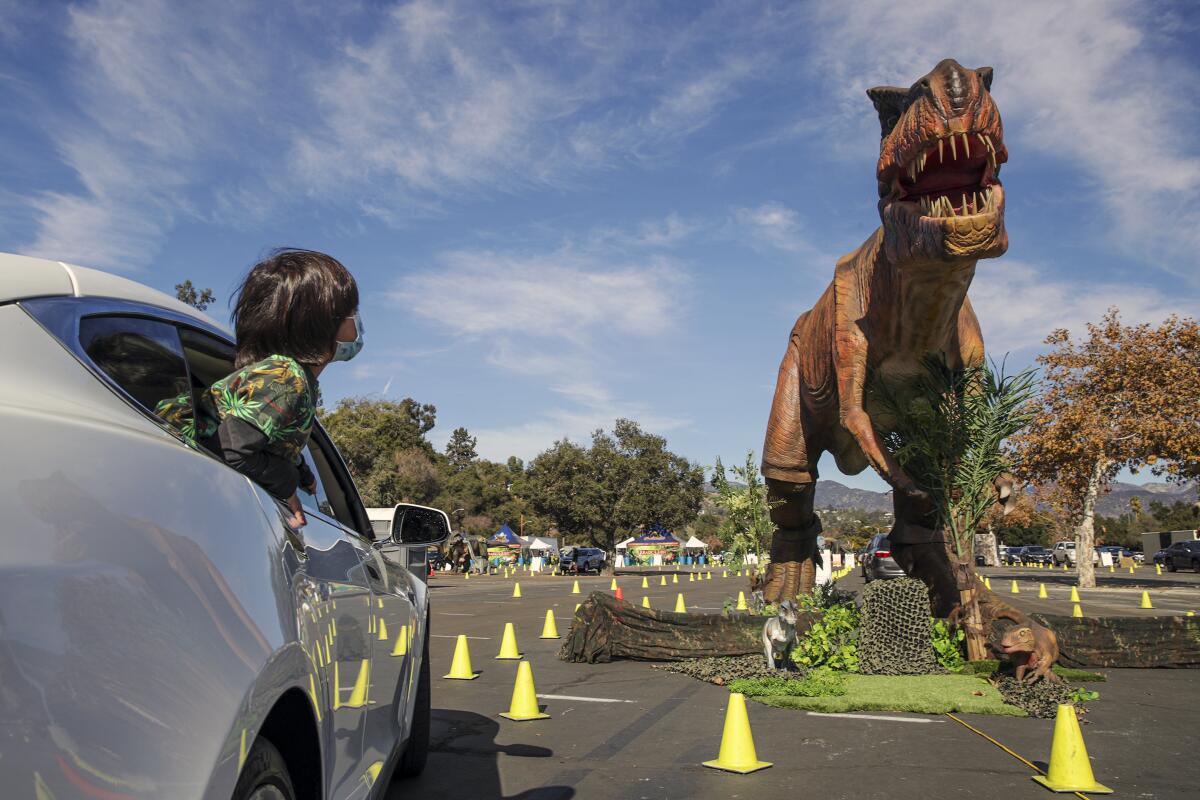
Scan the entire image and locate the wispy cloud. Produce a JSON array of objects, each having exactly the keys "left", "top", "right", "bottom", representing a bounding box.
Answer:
[
  {"left": 970, "top": 260, "right": 1186, "bottom": 352},
  {"left": 807, "top": 0, "right": 1200, "bottom": 279},
  {"left": 394, "top": 242, "right": 691, "bottom": 459},
  {"left": 392, "top": 248, "right": 686, "bottom": 341},
  {"left": 730, "top": 202, "right": 823, "bottom": 256}
]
